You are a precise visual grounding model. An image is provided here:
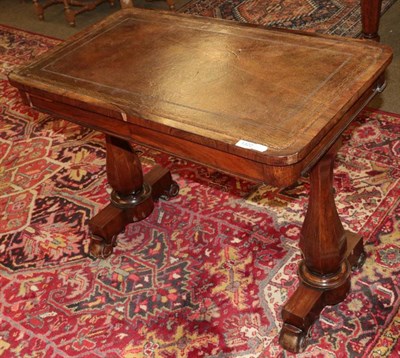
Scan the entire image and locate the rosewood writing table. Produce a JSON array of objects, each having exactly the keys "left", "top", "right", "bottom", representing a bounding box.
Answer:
[{"left": 9, "top": 8, "right": 392, "bottom": 353}]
